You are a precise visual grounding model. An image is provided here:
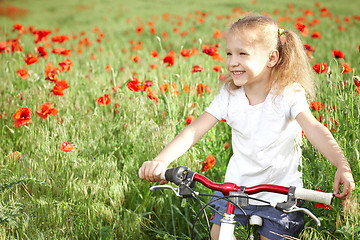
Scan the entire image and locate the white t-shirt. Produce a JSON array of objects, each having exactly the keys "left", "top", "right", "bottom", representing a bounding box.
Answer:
[{"left": 205, "top": 84, "right": 311, "bottom": 204}]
